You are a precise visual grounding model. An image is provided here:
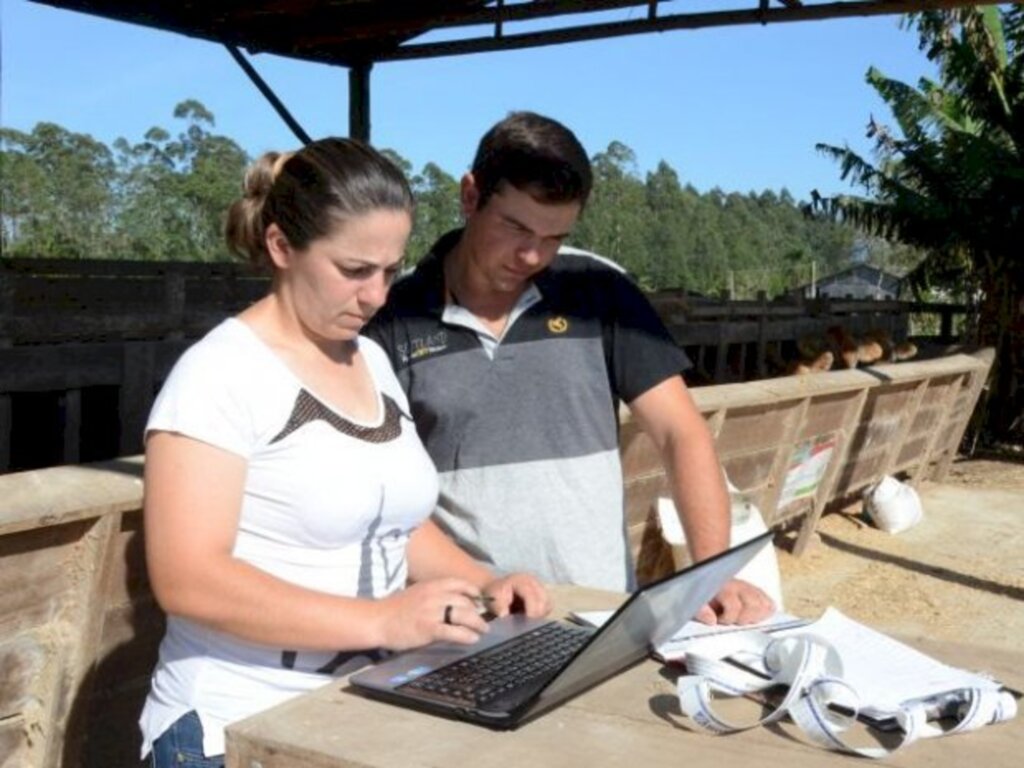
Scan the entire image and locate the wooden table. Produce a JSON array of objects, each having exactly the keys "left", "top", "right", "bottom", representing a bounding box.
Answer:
[{"left": 225, "top": 586, "right": 1022, "bottom": 768}]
